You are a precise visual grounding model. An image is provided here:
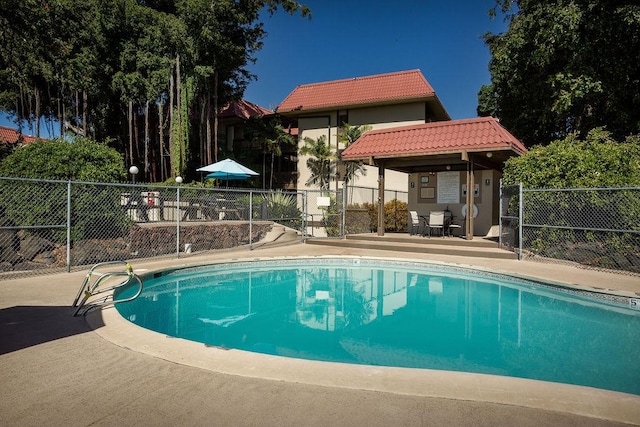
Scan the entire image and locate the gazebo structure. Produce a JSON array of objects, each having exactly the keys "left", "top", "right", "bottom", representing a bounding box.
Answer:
[
  {"left": 274, "top": 69, "right": 526, "bottom": 238},
  {"left": 341, "top": 117, "right": 527, "bottom": 239}
]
